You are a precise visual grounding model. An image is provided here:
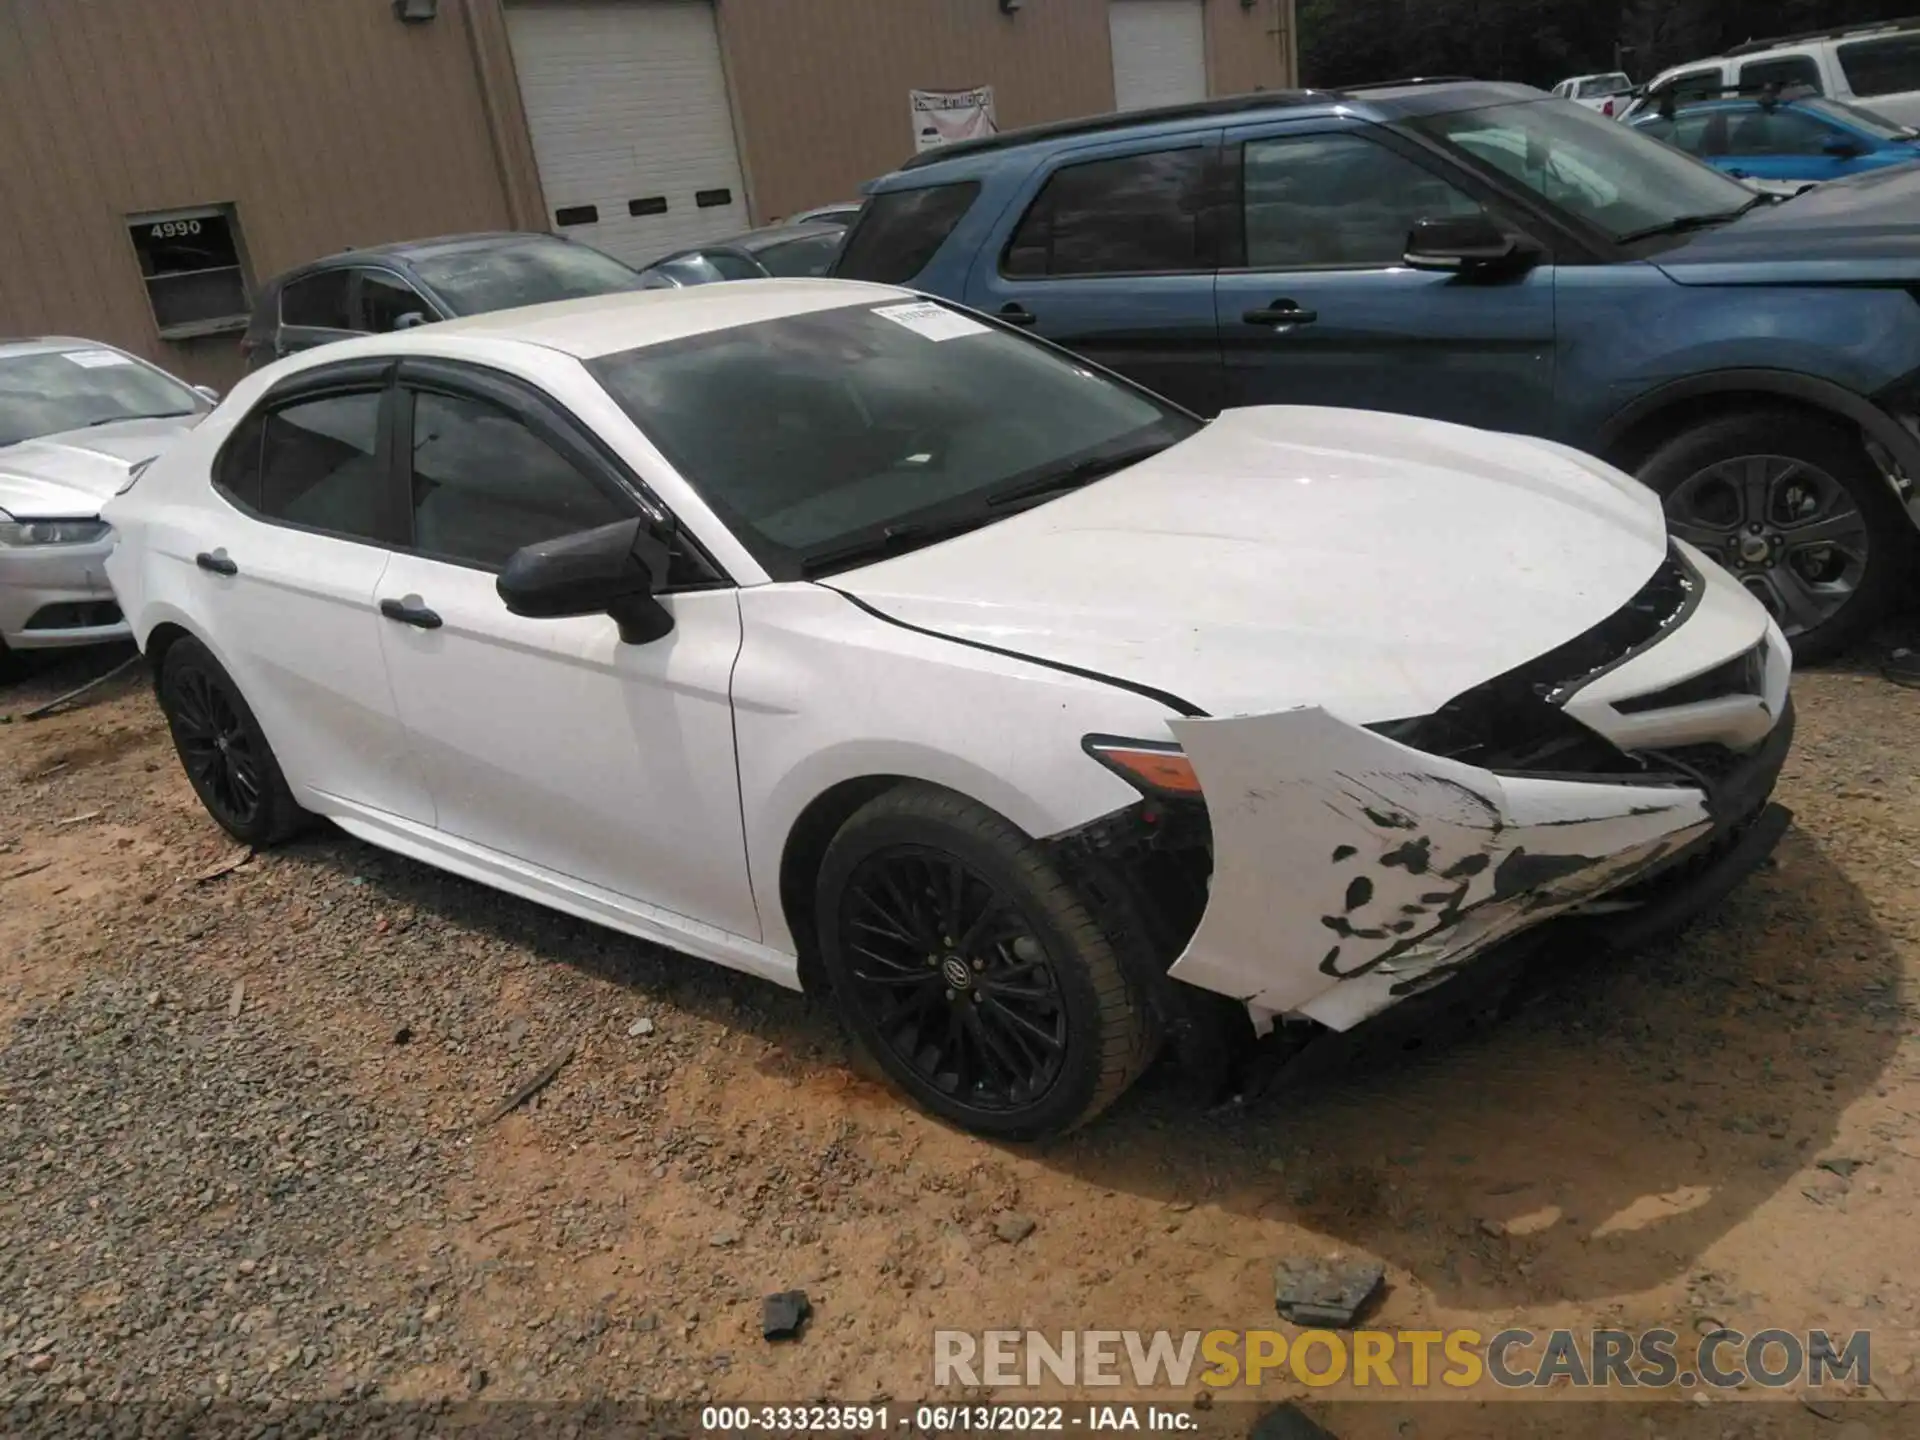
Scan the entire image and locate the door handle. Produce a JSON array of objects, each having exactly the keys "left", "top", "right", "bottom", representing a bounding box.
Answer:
[
  {"left": 1243, "top": 302, "right": 1319, "bottom": 327},
  {"left": 999, "top": 302, "right": 1038, "bottom": 327},
  {"left": 194, "top": 551, "right": 238, "bottom": 576},
  {"left": 379, "top": 598, "right": 443, "bottom": 630}
]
